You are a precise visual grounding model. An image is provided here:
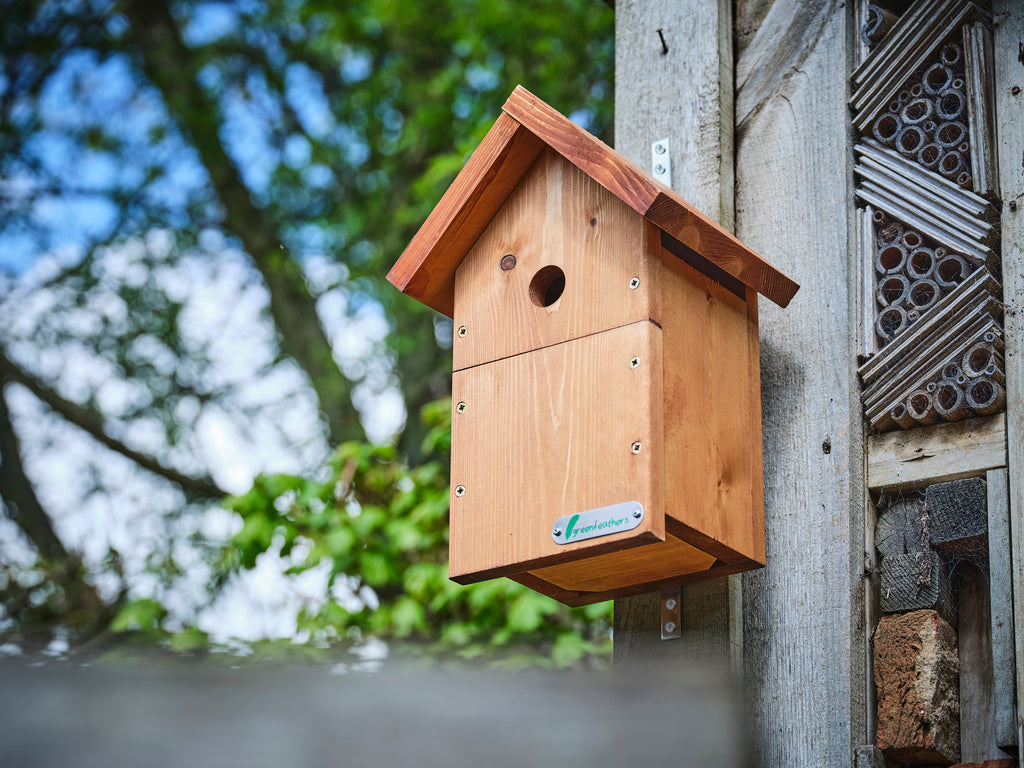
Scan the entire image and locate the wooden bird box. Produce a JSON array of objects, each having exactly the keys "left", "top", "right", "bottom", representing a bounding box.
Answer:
[{"left": 387, "top": 86, "right": 799, "bottom": 606}]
